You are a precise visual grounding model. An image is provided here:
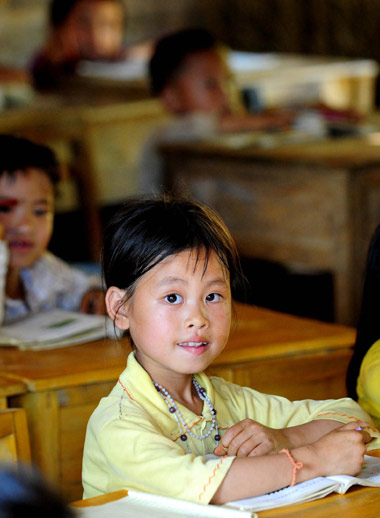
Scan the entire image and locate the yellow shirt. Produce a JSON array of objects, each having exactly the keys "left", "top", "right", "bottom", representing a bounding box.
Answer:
[
  {"left": 358, "top": 339, "right": 380, "bottom": 429},
  {"left": 82, "top": 352, "right": 379, "bottom": 503}
]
